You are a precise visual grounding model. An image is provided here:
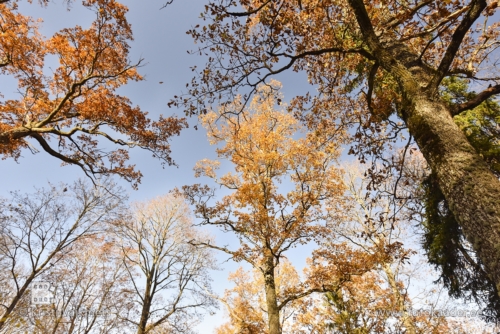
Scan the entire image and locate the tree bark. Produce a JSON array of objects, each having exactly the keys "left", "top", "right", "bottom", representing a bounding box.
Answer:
[
  {"left": 263, "top": 255, "right": 281, "bottom": 334},
  {"left": 0, "top": 128, "right": 32, "bottom": 144},
  {"left": 405, "top": 91, "right": 500, "bottom": 293}
]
